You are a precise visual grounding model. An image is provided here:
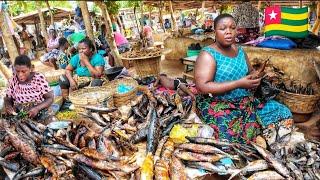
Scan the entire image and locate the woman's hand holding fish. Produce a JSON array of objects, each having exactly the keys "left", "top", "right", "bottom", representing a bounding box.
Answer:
[
  {"left": 28, "top": 107, "right": 40, "bottom": 118},
  {"left": 237, "top": 75, "right": 261, "bottom": 89}
]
